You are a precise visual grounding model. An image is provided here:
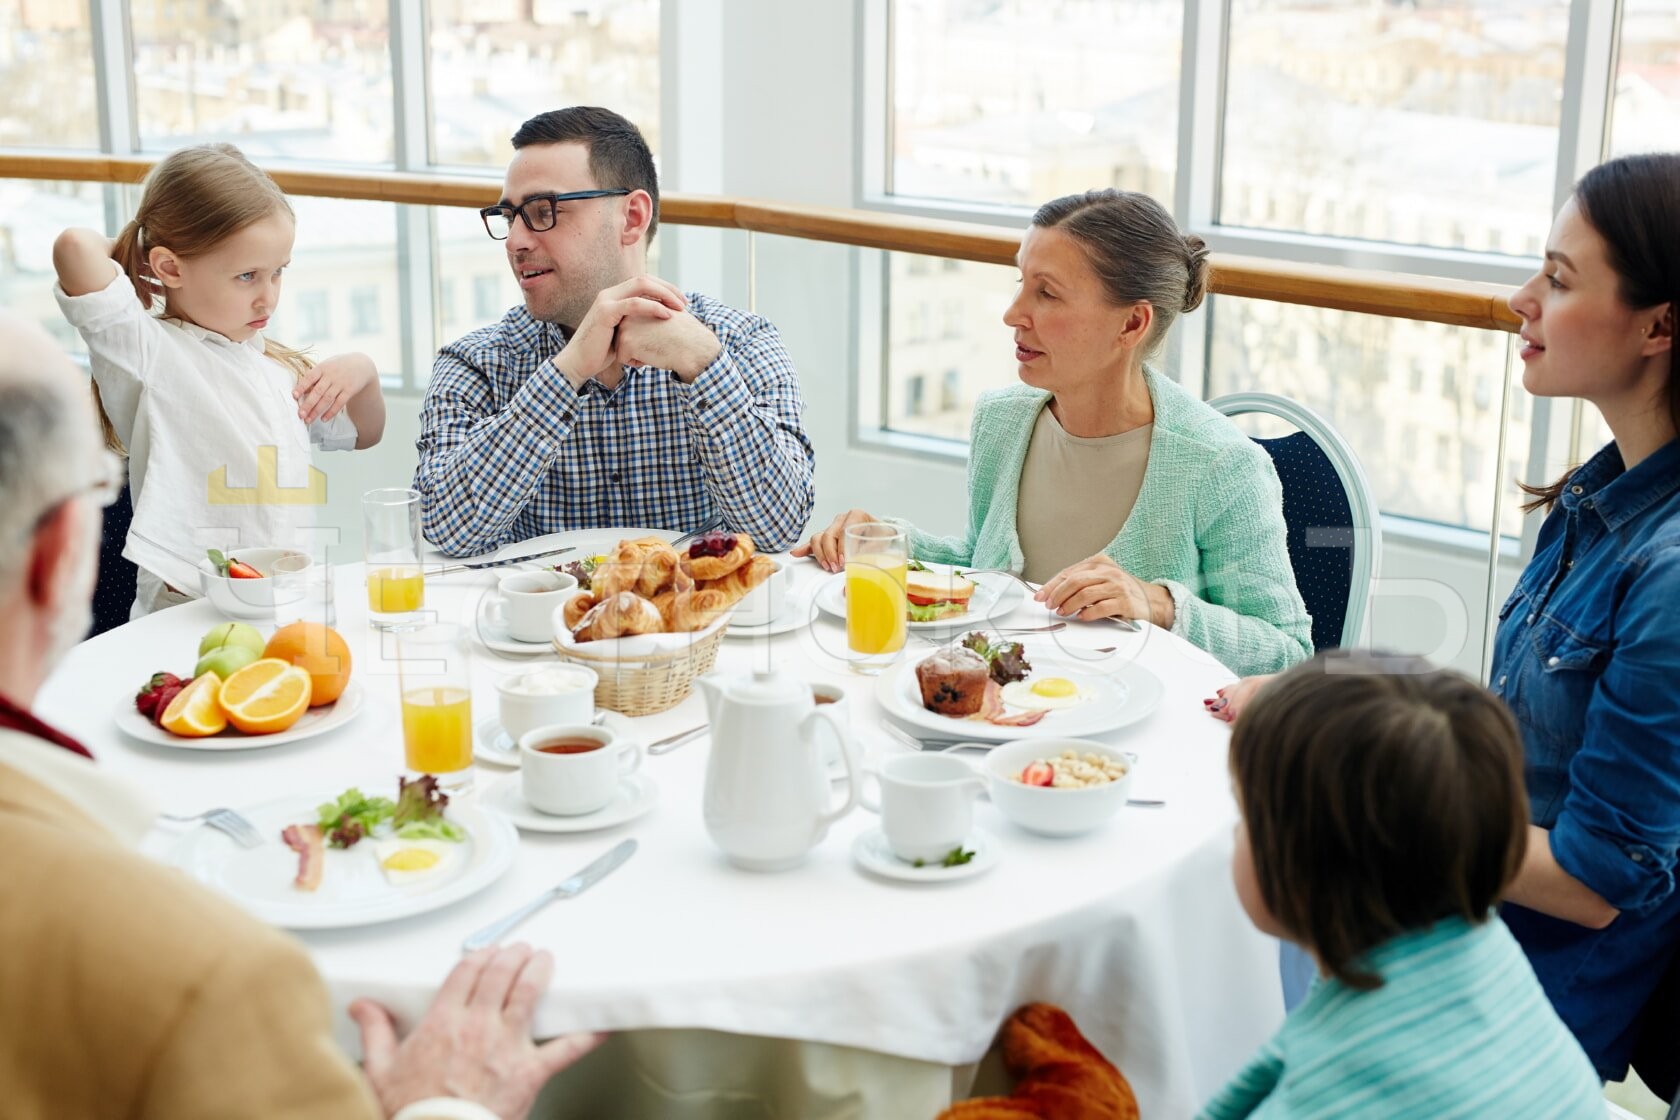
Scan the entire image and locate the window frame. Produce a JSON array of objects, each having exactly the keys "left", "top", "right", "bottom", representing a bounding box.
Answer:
[{"left": 855, "top": 0, "right": 1623, "bottom": 559}]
